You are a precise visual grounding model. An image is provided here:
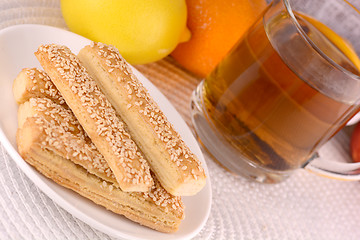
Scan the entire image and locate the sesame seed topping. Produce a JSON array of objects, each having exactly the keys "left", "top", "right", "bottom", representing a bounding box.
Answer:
[
  {"left": 28, "top": 102, "right": 183, "bottom": 215},
  {"left": 24, "top": 68, "right": 66, "bottom": 106},
  {"left": 142, "top": 175, "right": 184, "bottom": 215},
  {"left": 36, "top": 44, "right": 153, "bottom": 190},
  {"left": 28, "top": 98, "right": 114, "bottom": 180},
  {"left": 88, "top": 42, "right": 205, "bottom": 180}
]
